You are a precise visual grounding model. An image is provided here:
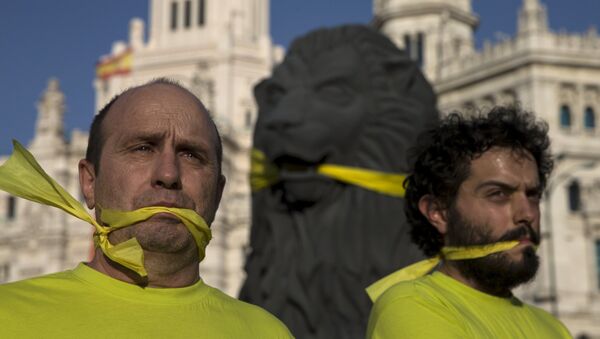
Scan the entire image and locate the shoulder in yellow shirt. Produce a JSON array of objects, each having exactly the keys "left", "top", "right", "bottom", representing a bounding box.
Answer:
[
  {"left": 367, "top": 271, "right": 571, "bottom": 339},
  {"left": 0, "top": 263, "right": 294, "bottom": 339}
]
